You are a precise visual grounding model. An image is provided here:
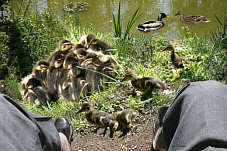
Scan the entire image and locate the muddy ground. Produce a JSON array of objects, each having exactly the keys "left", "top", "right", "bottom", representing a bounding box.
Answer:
[{"left": 71, "top": 113, "right": 155, "bottom": 151}]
